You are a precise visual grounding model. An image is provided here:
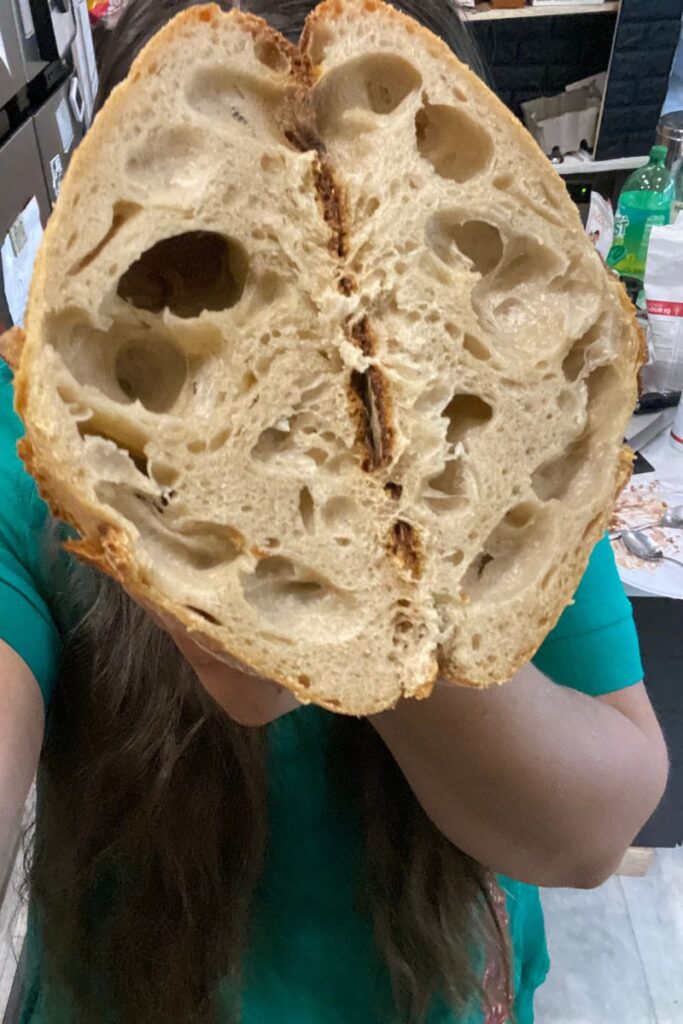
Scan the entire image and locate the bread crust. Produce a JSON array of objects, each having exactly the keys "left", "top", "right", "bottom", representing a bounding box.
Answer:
[
  {"left": 14, "top": 0, "right": 642, "bottom": 714},
  {"left": 0, "top": 327, "right": 25, "bottom": 372}
]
